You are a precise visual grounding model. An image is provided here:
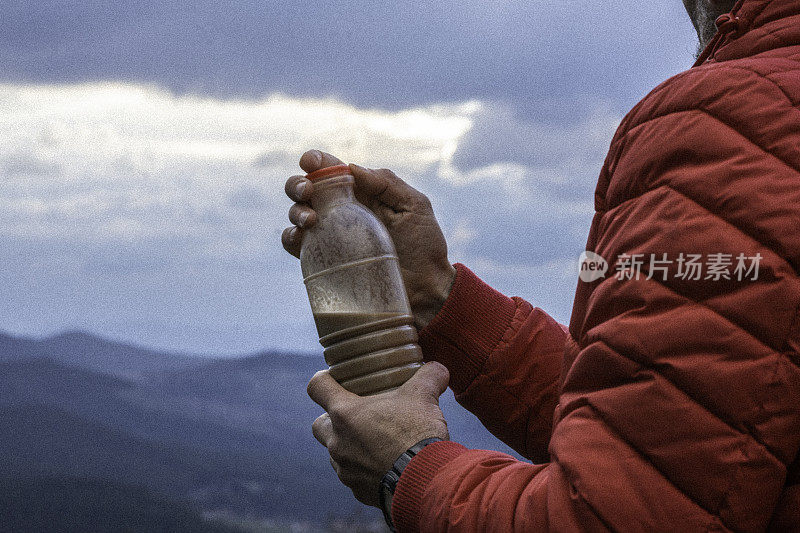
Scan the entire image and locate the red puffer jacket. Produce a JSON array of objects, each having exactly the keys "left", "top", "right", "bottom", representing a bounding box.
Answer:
[{"left": 390, "top": 0, "right": 800, "bottom": 531}]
